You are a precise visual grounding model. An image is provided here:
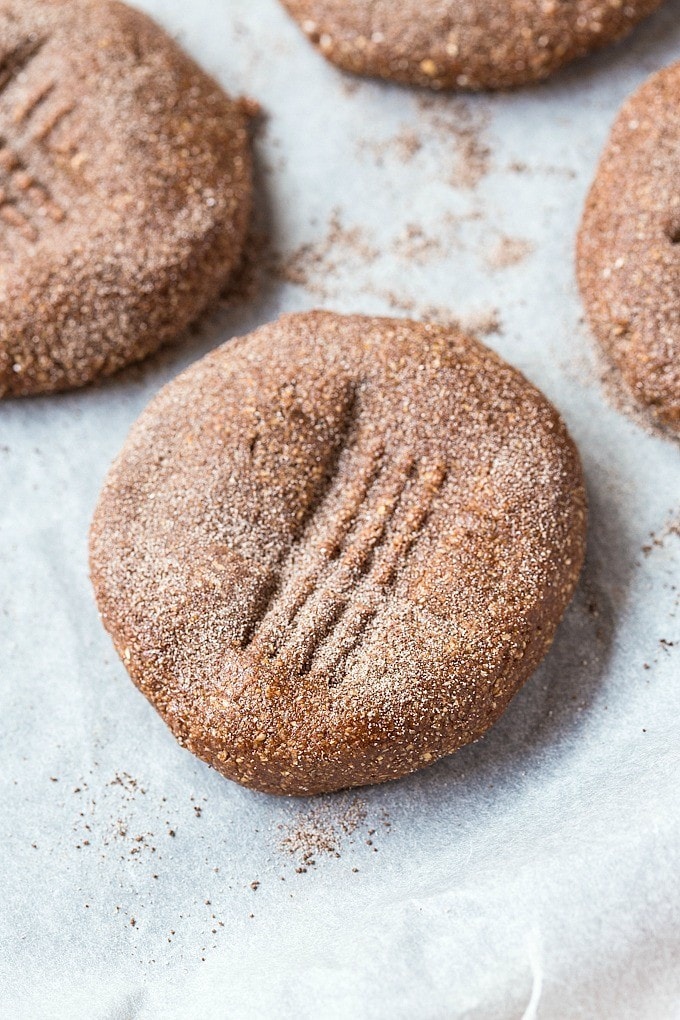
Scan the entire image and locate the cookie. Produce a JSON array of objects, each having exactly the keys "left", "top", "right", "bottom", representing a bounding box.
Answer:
[
  {"left": 90, "top": 312, "right": 587, "bottom": 796},
  {"left": 280, "top": 0, "right": 665, "bottom": 90},
  {"left": 0, "top": 0, "right": 252, "bottom": 398},
  {"left": 578, "top": 62, "right": 680, "bottom": 435}
]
